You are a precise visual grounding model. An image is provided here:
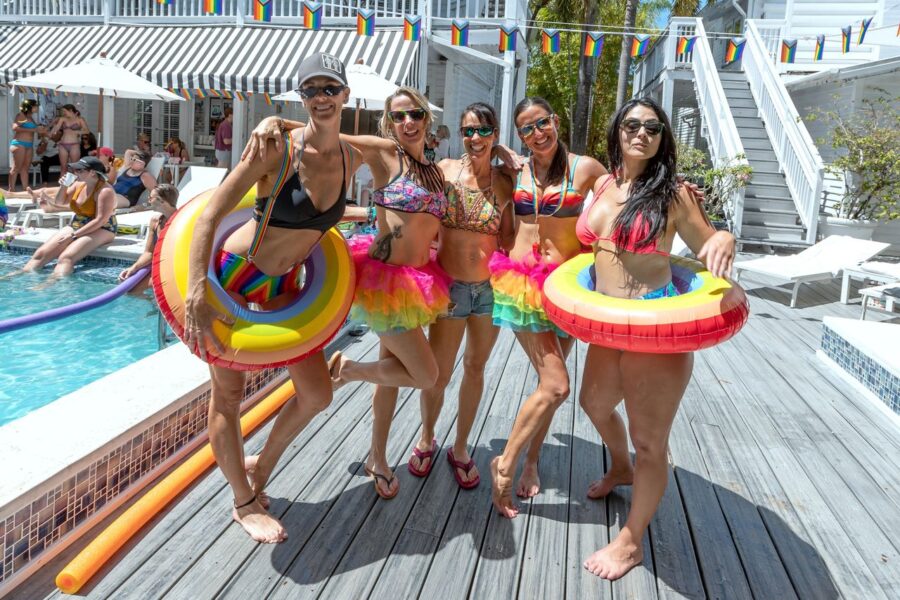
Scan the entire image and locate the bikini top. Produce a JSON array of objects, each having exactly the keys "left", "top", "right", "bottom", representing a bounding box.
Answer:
[
  {"left": 513, "top": 155, "right": 584, "bottom": 218},
  {"left": 373, "top": 146, "right": 447, "bottom": 220},
  {"left": 17, "top": 120, "right": 37, "bottom": 130},
  {"left": 442, "top": 161, "right": 502, "bottom": 236},
  {"left": 576, "top": 175, "right": 667, "bottom": 255},
  {"left": 63, "top": 121, "right": 82, "bottom": 131},
  {"left": 247, "top": 130, "right": 347, "bottom": 261}
]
